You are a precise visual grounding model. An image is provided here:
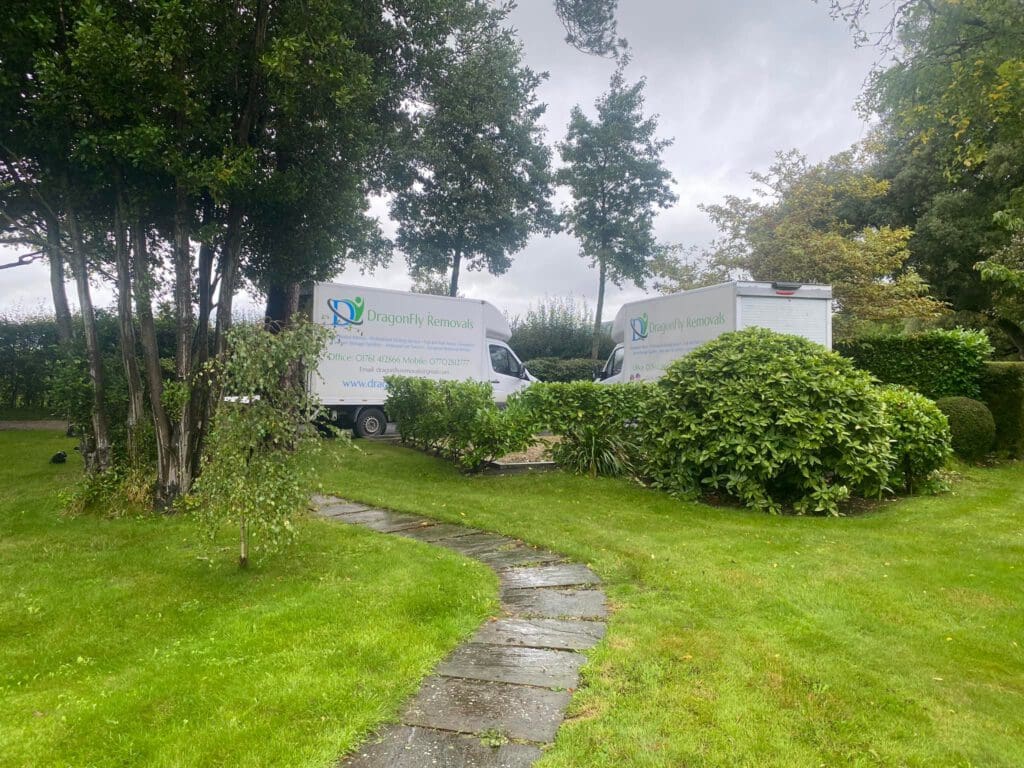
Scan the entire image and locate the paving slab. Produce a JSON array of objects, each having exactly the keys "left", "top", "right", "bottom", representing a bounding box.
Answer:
[
  {"left": 341, "top": 725, "right": 541, "bottom": 768},
  {"left": 436, "top": 643, "right": 583, "bottom": 689},
  {"left": 403, "top": 676, "right": 571, "bottom": 743},
  {"left": 319, "top": 501, "right": 374, "bottom": 517},
  {"left": 437, "top": 531, "right": 518, "bottom": 557},
  {"left": 474, "top": 546, "right": 563, "bottom": 570},
  {"left": 499, "top": 564, "right": 600, "bottom": 590},
  {"left": 334, "top": 508, "right": 427, "bottom": 532},
  {"left": 501, "top": 588, "right": 608, "bottom": 620},
  {"left": 393, "top": 522, "right": 482, "bottom": 543},
  {"left": 472, "top": 617, "right": 606, "bottom": 651},
  {"left": 310, "top": 493, "right": 339, "bottom": 507}
]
